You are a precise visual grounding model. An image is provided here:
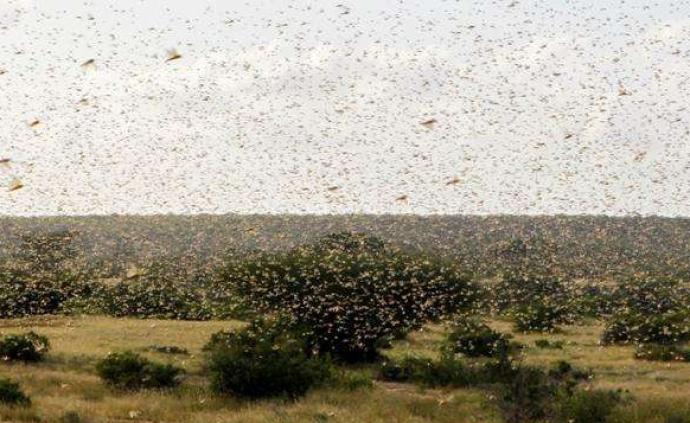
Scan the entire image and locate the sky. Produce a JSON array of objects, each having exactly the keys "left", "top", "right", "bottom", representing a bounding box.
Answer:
[{"left": 0, "top": 0, "right": 689, "bottom": 217}]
